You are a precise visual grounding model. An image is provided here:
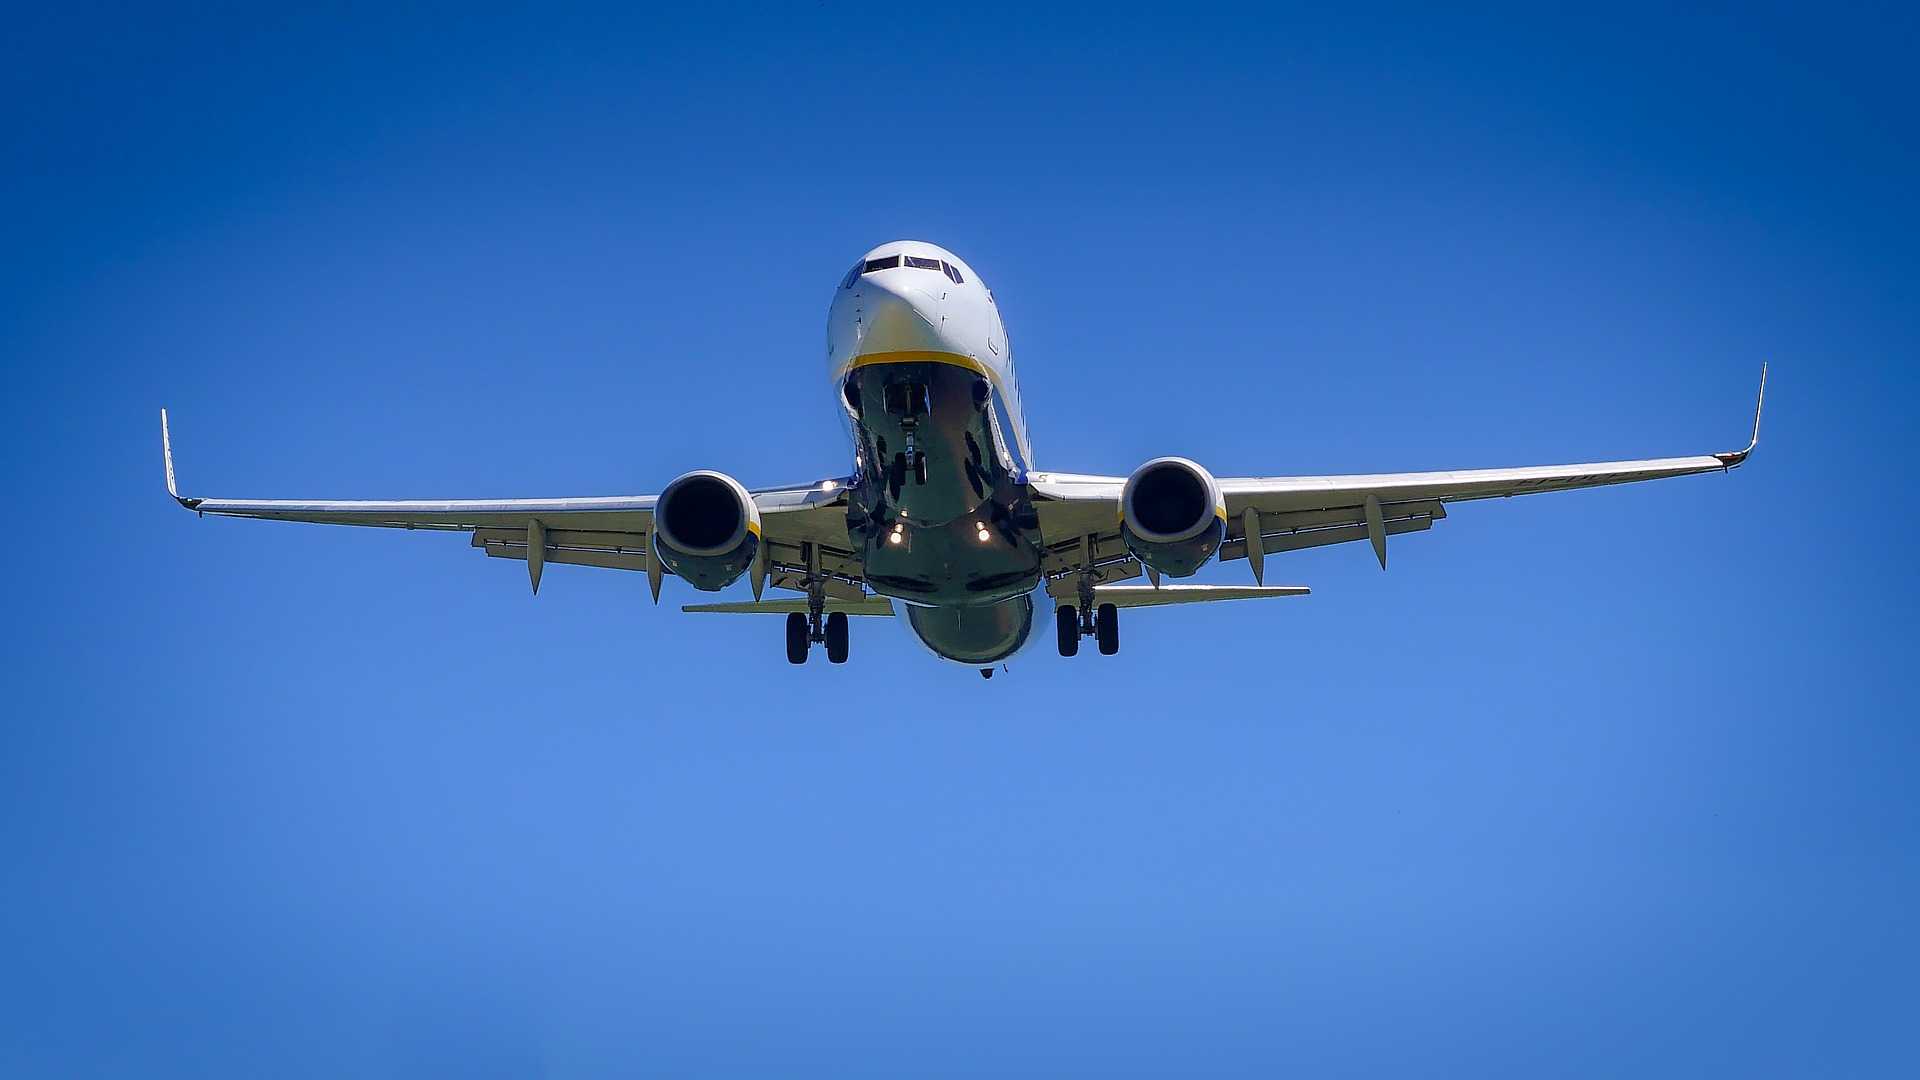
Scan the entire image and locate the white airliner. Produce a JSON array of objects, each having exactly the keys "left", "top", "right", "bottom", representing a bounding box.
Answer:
[{"left": 162, "top": 240, "right": 1764, "bottom": 677}]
